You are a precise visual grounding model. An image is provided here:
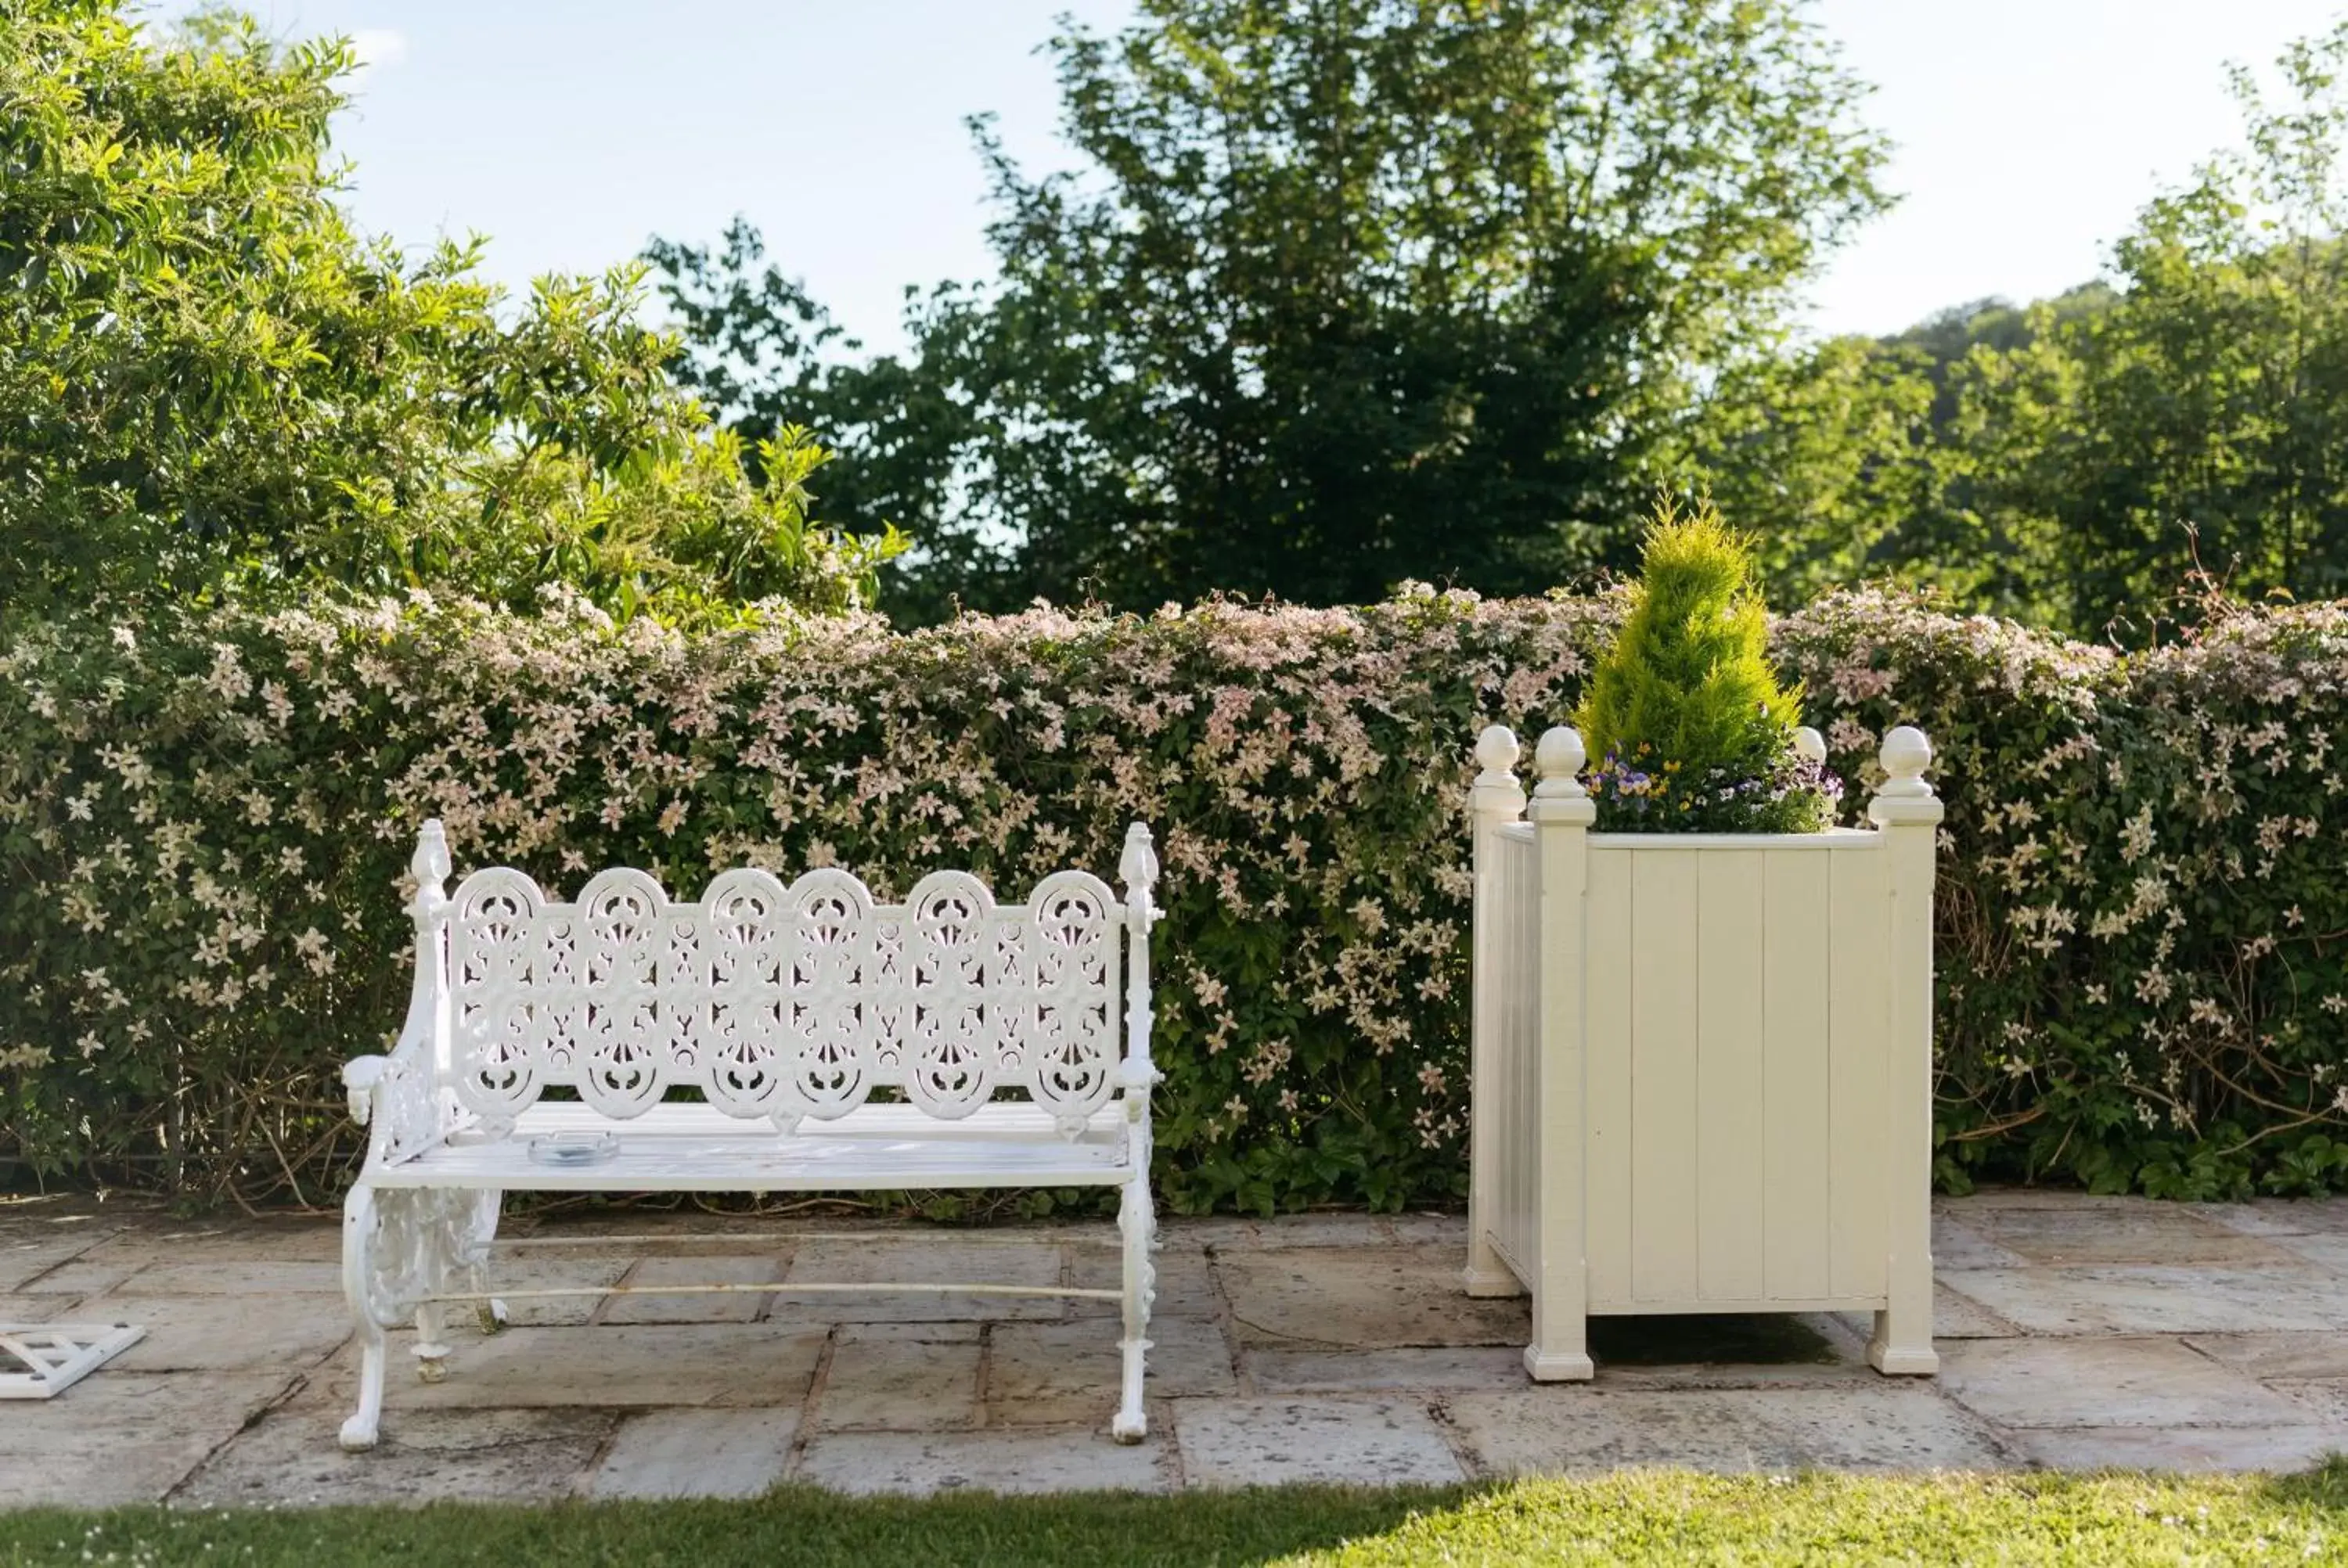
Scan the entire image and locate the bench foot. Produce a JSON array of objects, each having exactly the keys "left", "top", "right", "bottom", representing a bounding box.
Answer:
[
  {"left": 1111, "top": 1408, "right": 1147, "bottom": 1444},
  {"left": 341, "top": 1335, "right": 387, "bottom": 1451}
]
